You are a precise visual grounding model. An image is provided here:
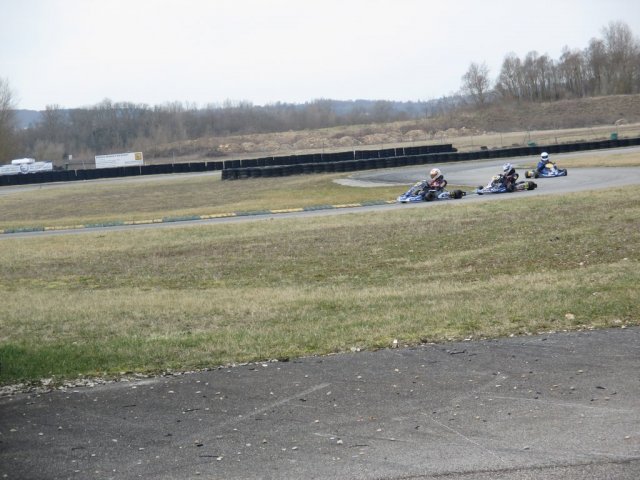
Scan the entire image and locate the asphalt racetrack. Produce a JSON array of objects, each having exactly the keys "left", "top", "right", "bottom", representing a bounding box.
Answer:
[
  {"left": 1, "top": 149, "right": 639, "bottom": 479},
  {"left": 340, "top": 150, "right": 640, "bottom": 199}
]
